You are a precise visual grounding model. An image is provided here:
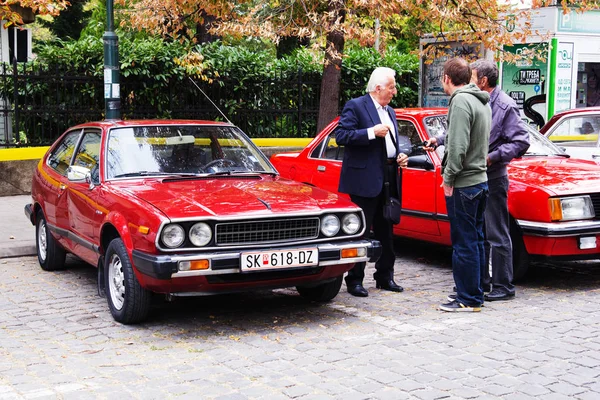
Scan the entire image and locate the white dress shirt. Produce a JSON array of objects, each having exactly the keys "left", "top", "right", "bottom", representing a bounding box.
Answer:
[{"left": 367, "top": 96, "right": 397, "bottom": 158}]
